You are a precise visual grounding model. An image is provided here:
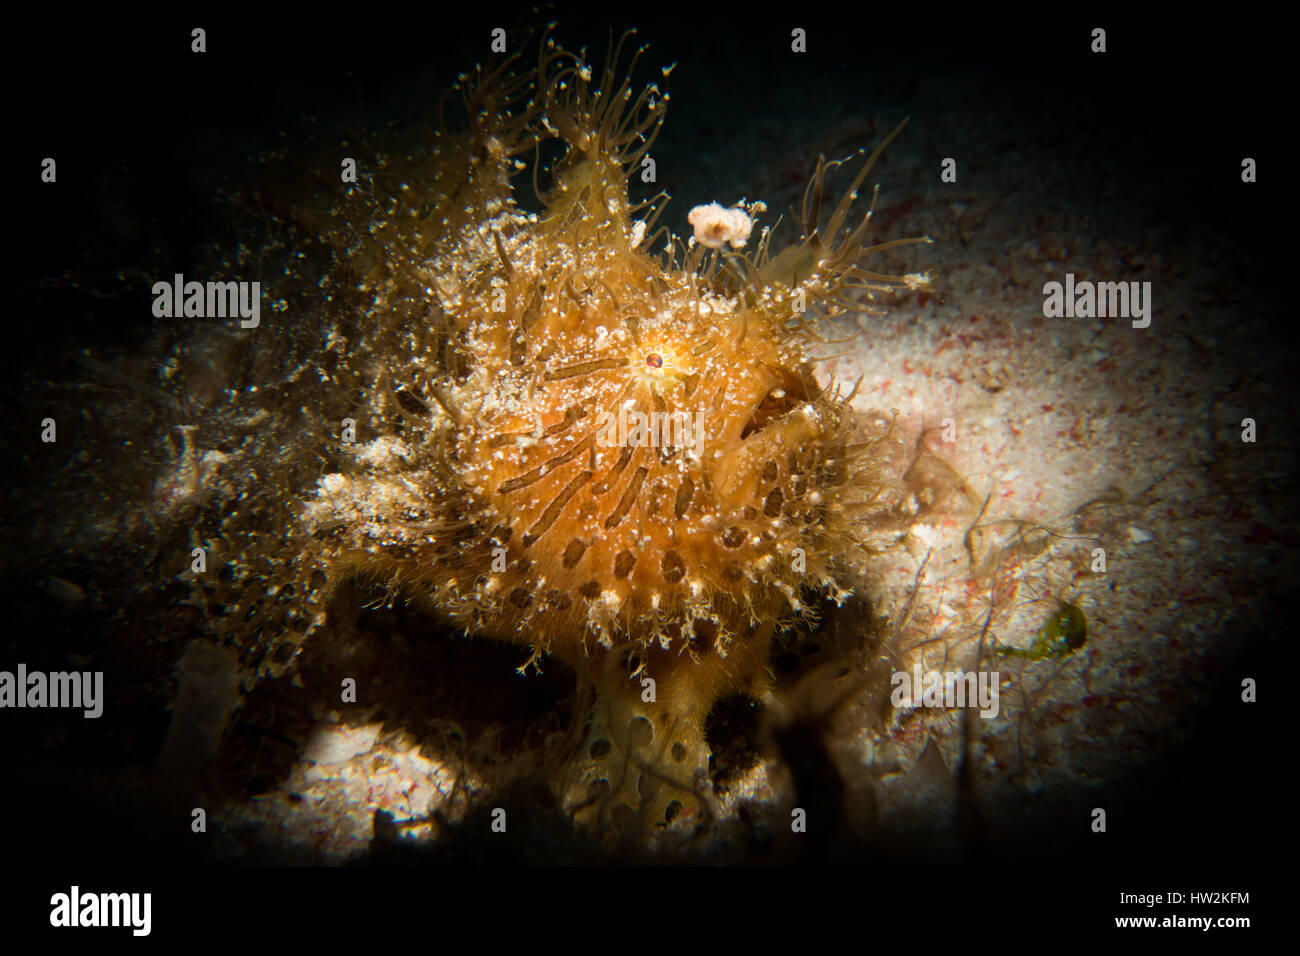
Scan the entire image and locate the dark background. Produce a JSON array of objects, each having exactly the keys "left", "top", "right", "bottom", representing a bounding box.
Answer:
[{"left": 13, "top": 5, "right": 1286, "bottom": 373}]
